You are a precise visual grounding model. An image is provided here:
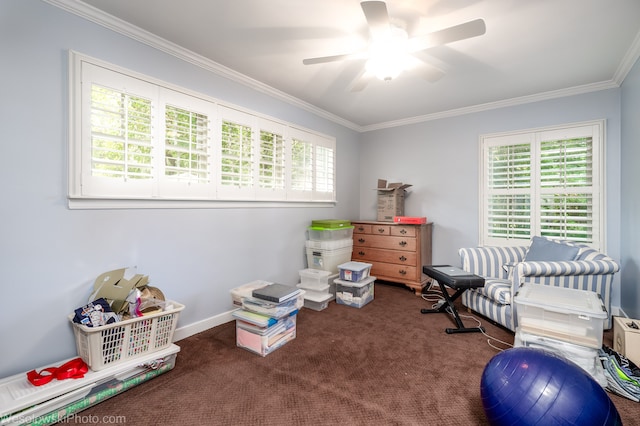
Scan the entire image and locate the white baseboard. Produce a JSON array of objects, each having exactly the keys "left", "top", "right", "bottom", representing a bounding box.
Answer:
[
  {"left": 172, "top": 305, "right": 630, "bottom": 342},
  {"left": 172, "top": 309, "right": 235, "bottom": 342},
  {"left": 616, "top": 306, "right": 628, "bottom": 318}
]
